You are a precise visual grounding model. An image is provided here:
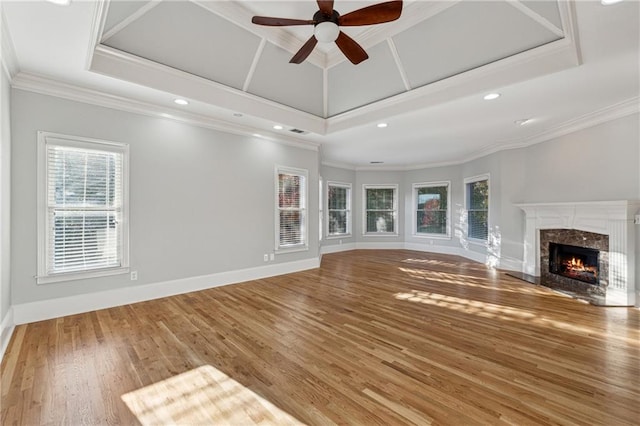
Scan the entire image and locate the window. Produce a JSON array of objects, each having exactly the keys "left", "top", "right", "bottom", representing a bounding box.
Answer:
[
  {"left": 363, "top": 185, "right": 398, "bottom": 235},
  {"left": 276, "top": 166, "right": 308, "bottom": 251},
  {"left": 465, "top": 175, "right": 489, "bottom": 241},
  {"left": 327, "top": 182, "right": 351, "bottom": 237},
  {"left": 414, "top": 182, "right": 450, "bottom": 237},
  {"left": 37, "top": 132, "right": 129, "bottom": 283}
]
